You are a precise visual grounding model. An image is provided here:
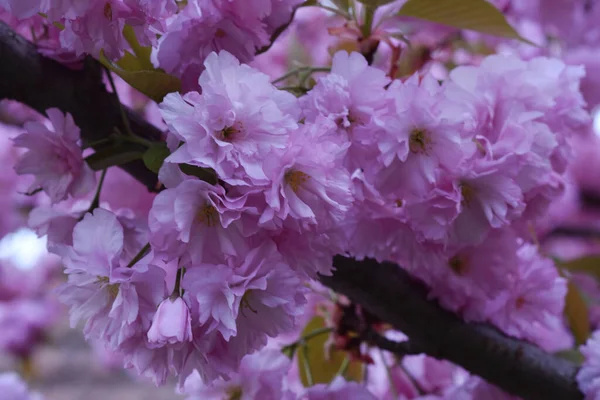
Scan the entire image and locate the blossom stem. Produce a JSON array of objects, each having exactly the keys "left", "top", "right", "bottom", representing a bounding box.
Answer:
[
  {"left": 104, "top": 66, "right": 135, "bottom": 137},
  {"left": 302, "top": 344, "right": 315, "bottom": 386},
  {"left": 88, "top": 168, "right": 107, "bottom": 211},
  {"left": 126, "top": 242, "right": 151, "bottom": 268},
  {"left": 378, "top": 348, "right": 399, "bottom": 398},
  {"left": 336, "top": 356, "right": 350, "bottom": 378},
  {"left": 281, "top": 327, "right": 334, "bottom": 355},
  {"left": 361, "top": 5, "right": 376, "bottom": 39},
  {"left": 171, "top": 267, "right": 184, "bottom": 297},
  {"left": 271, "top": 66, "right": 330, "bottom": 85},
  {"left": 314, "top": 3, "right": 351, "bottom": 19}
]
